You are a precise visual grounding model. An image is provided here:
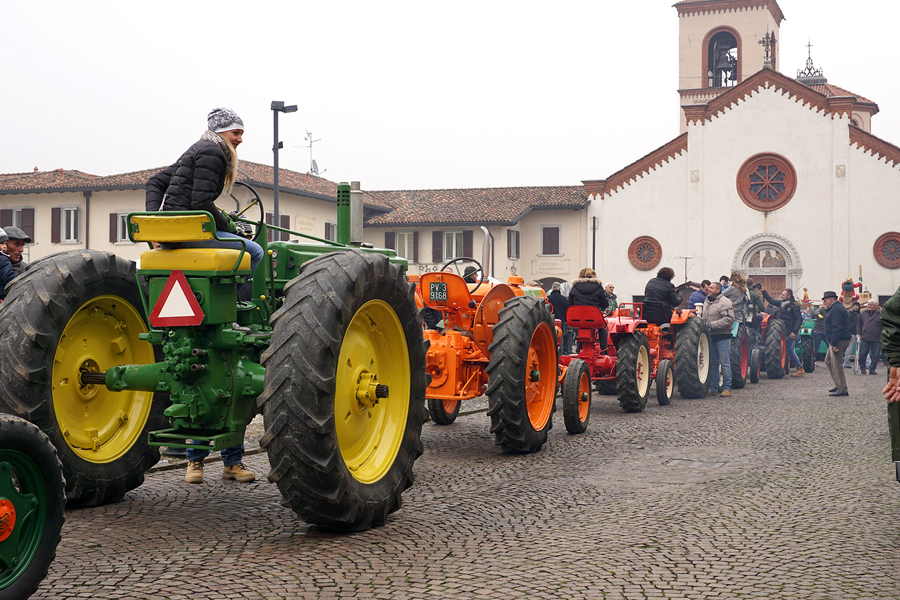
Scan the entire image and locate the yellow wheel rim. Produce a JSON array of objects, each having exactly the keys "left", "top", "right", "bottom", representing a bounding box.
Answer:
[
  {"left": 335, "top": 300, "right": 410, "bottom": 484},
  {"left": 53, "top": 296, "right": 155, "bottom": 463},
  {"left": 636, "top": 344, "right": 650, "bottom": 397},
  {"left": 525, "top": 322, "right": 556, "bottom": 430}
]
